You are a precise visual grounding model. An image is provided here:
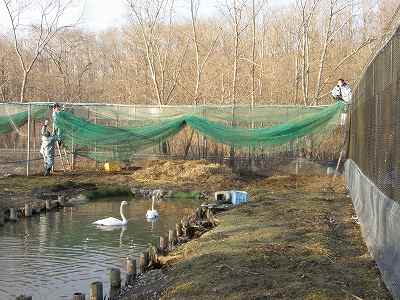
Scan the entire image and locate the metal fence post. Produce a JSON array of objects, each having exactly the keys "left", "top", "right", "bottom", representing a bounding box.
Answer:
[{"left": 26, "top": 103, "right": 31, "bottom": 176}]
